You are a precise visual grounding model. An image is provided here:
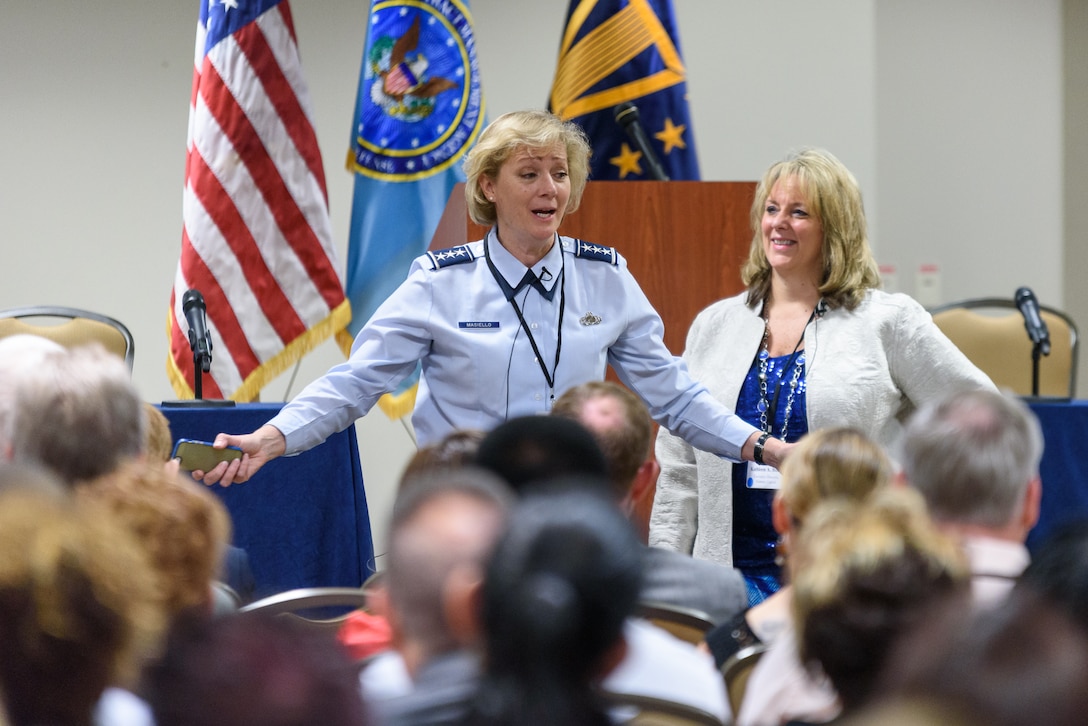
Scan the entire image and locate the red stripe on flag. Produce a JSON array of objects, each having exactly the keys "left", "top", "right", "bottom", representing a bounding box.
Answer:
[
  {"left": 278, "top": 2, "right": 298, "bottom": 46},
  {"left": 199, "top": 60, "right": 344, "bottom": 312},
  {"left": 187, "top": 147, "right": 308, "bottom": 344},
  {"left": 235, "top": 17, "right": 328, "bottom": 204},
  {"left": 178, "top": 227, "right": 261, "bottom": 383}
]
